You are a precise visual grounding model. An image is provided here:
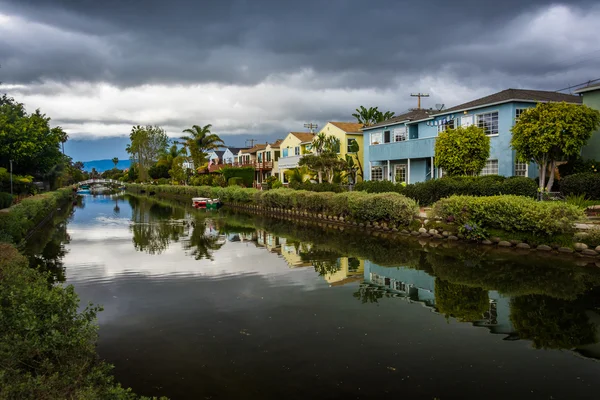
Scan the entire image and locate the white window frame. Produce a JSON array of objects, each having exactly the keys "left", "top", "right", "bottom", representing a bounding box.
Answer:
[
  {"left": 347, "top": 138, "right": 355, "bottom": 153},
  {"left": 461, "top": 115, "right": 474, "bottom": 127},
  {"left": 394, "top": 164, "right": 407, "bottom": 183},
  {"left": 294, "top": 146, "right": 300, "bottom": 156},
  {"left": 515, "top": 108, "right": 527, "bottom": 122},
  {"left": 371, "top": 132, "right": 383, "bottom": 145},
  {"left": 437, "top": 119, "right": 455, "bottom": 133},
  {"left": 514, "top": 160, "right": 528, "bottom": 177},
  {"left": 393, "top": 127, "right": 407, "bottom": 142},
  {"left": 476, "top": 111, "right": 499, "bottom": 136},
  {"left": 371, "top": 166, "right": 384, "bottom": 181},
  {"left": 383, "top": 130, "right": 391, "bottom": 144},
  {"left": 480, "top": 159, "right": 499, "bottom": 176}
]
